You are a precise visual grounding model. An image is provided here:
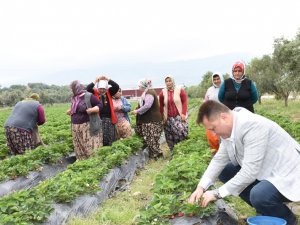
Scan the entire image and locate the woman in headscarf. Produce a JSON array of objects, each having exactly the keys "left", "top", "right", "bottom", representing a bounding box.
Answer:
[
  {"left": 67, "top": 80, "right": 103, "bottom": 160},
  {"left": 159, "top": 75, "right": 188, "bottom": 151},
  {"left": 4, "top": 93, "right": 46, "bottom": 155},
  {"left": 86, "top": 75, "right": 119, "bottom": 146},
  {"left": 133, "top": 78, "right": 163, "bottom": 159},
  {"left": 112, "top": 88, "right": 132, "bottom": 139},
  {"left": 204, "top": 72, "right": 224, "bottom": 153},
  {"left": 218, "top": 61, "right": 258, "bottom": 113}
]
